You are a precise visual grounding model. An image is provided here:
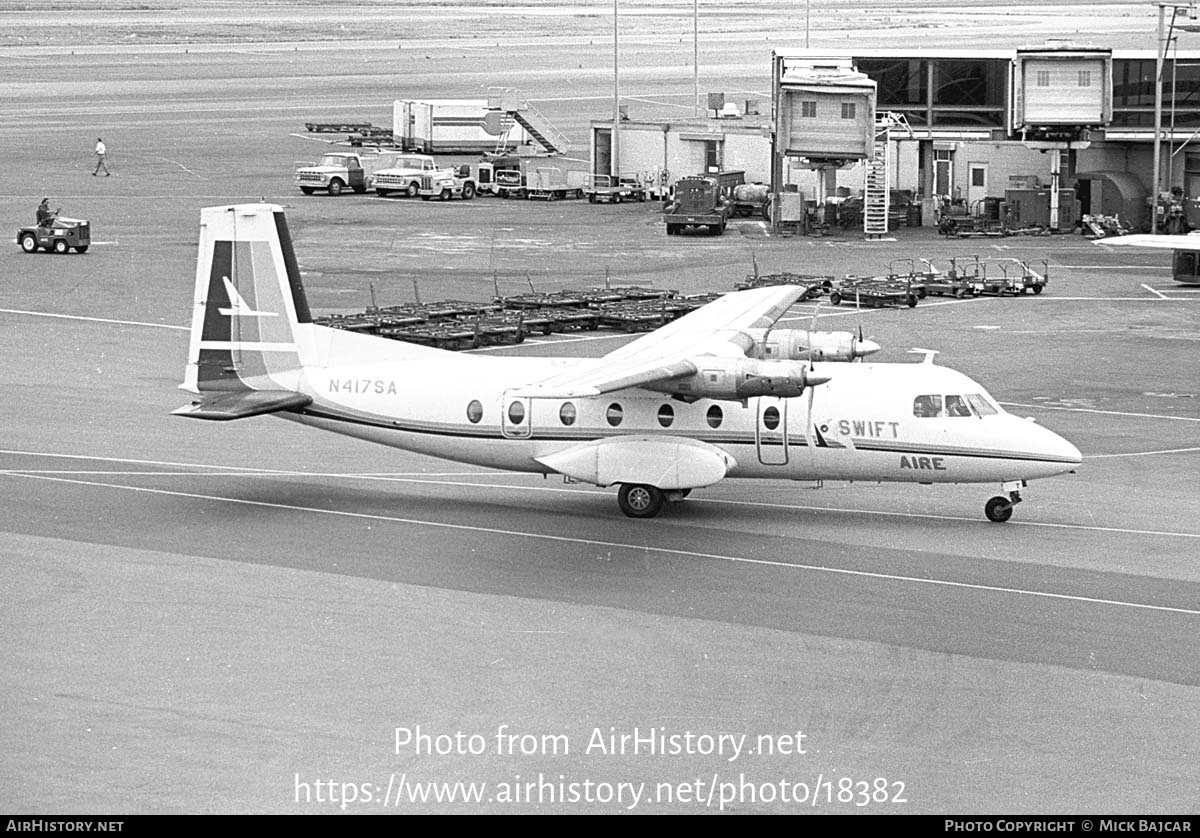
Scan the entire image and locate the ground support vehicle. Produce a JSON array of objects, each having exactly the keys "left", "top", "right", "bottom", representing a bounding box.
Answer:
[
  {"left": 371, "top": 153, "right": 439, "bottom": 197},
  {"left": 663, "top": 175, "right": 733, "bottom": 236},
  {"left": 940, "top": 257, "right": 1050, "bottom": 297},
  {"left": 731, "top": 182, "right": 771, "bottom": 219},
  {"left": 827, "top": 275, "right": 920, "bottom": 308},
  {"left": 582, "top": 173, "right": 648, "bottom": 204},
  {"left": 417, "top": 167, "right": 478, "bottom": 201},
  {"left": 524, "top": 167, "right": 585, "bottom": 201},
  {"left": 922, "top": 259, "right": 986, "bottom": 298},
  {"left": 18, "top": 218, "right": 90, "bottom": 254},
  {"left": 736, "top": 272, "right": 828, "bottom": 297},
  {"left": 295, "top": 152, "right": 377, "bottom": 196}
]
